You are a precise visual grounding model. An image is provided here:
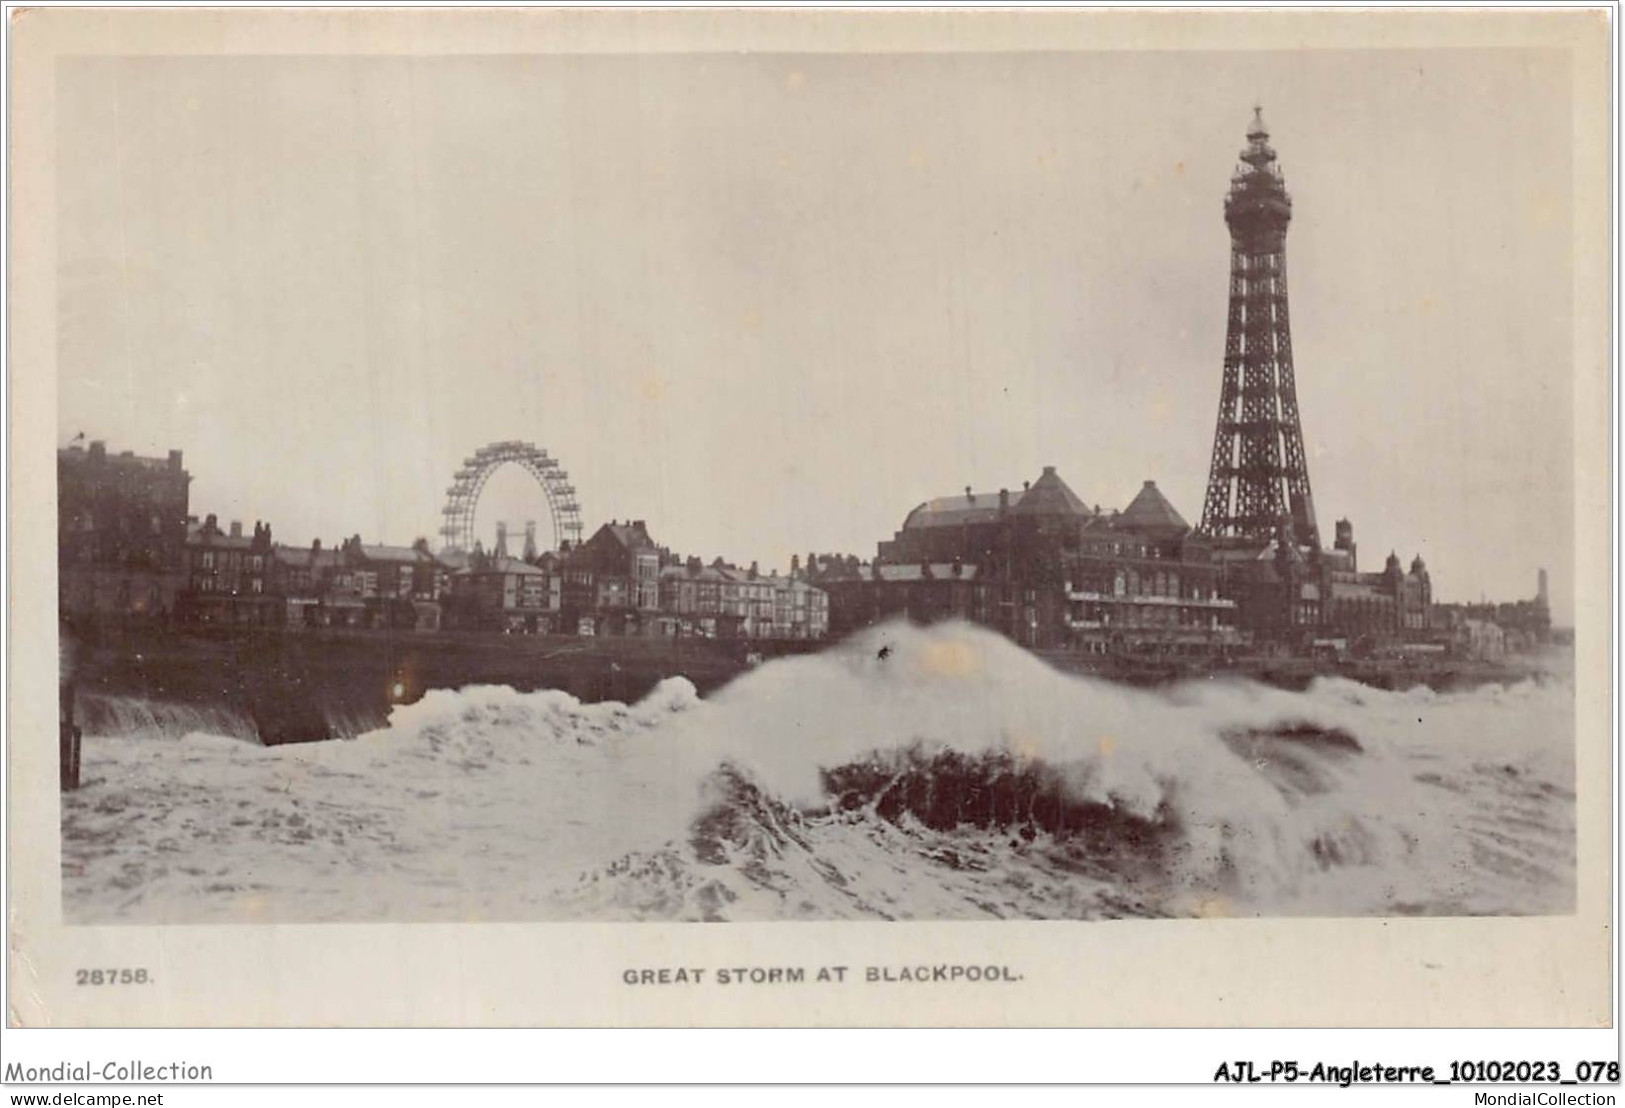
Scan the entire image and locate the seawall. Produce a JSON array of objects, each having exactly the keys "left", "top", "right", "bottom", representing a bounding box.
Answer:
[
  {"left": 61, "top": 621, "right": 1561, "bottom": 747},
  {"left": 1035, "top": 648, "right": 1562, "bottom": 693},
  {"left": 64, "top": 623, "right": 777, "bottom": 745}
]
